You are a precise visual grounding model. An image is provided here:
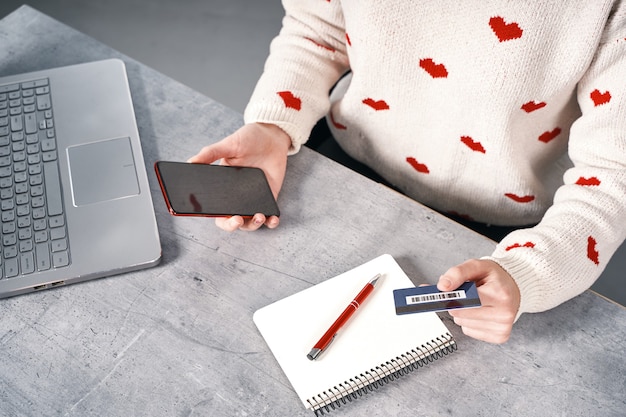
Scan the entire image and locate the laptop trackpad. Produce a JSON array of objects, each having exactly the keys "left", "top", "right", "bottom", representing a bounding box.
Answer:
[{"left": 68, "top": 137, "right": 140, "bottom": 206}]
